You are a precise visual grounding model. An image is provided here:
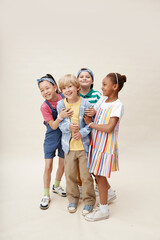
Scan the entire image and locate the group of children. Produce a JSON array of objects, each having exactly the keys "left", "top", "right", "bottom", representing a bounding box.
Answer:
[{"left": 37, "top": 68, "right": 126, "bottom": 222}]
